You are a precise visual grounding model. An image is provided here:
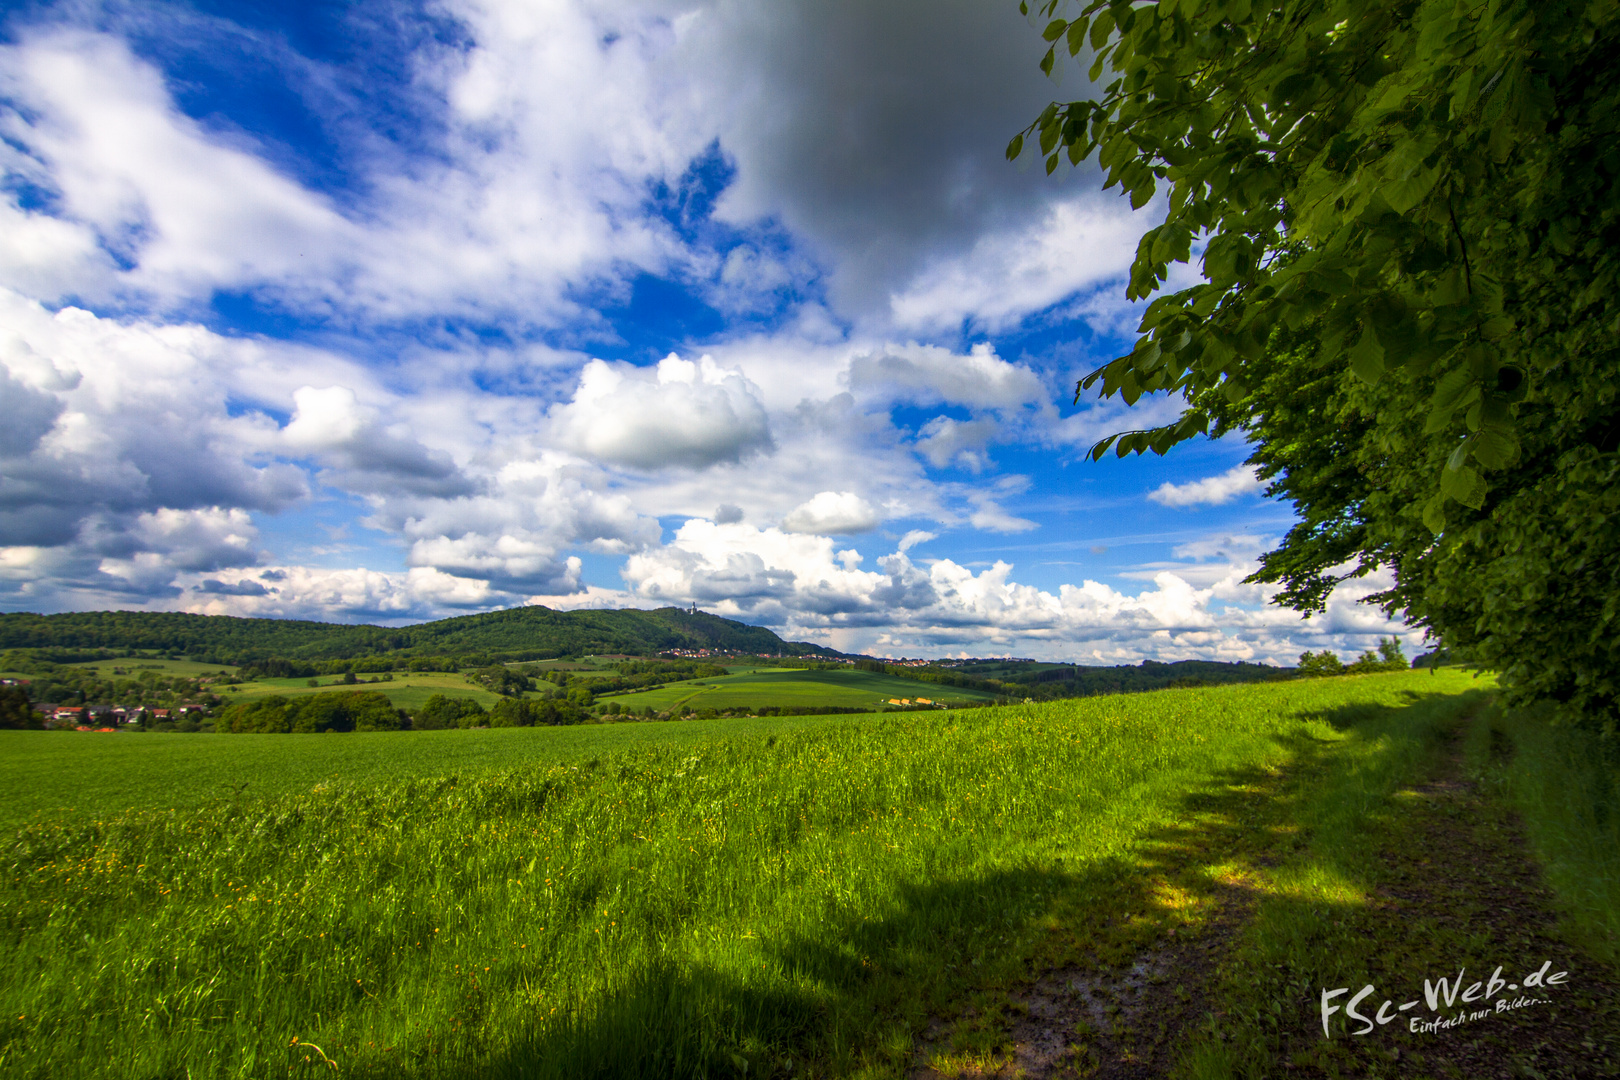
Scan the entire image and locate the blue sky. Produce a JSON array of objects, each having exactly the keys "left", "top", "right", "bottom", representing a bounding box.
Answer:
[{"left": 0, "top": 0, "right": 1416, "bottom": 663}]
